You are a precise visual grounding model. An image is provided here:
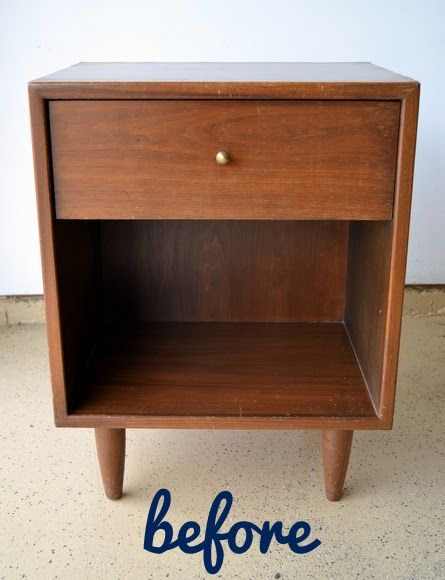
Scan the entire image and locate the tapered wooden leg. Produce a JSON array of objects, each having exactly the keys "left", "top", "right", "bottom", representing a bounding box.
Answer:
[
  {"left": 94, "top": 428, "right": 126, "bottom": 500},
  {"left": 322, "top": 430, "right": 353, "bottom": 501}
]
